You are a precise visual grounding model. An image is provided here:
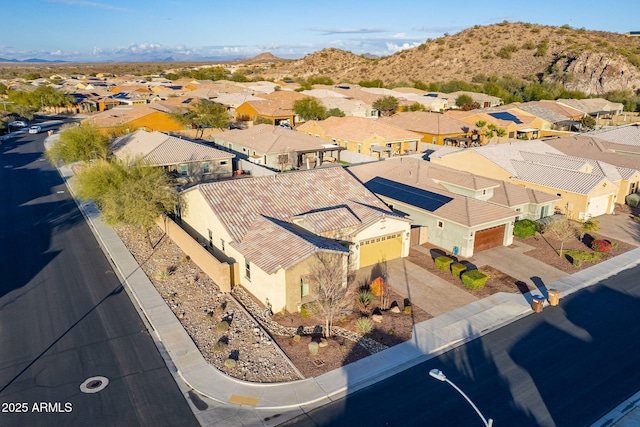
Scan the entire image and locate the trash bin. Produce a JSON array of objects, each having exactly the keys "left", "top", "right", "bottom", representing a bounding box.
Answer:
[
  {"left": 547, "top": 289, "right": 561, "bottom": 306},
  {"left": 531, "top": 295, "right": 545, "bottom": 313}
]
